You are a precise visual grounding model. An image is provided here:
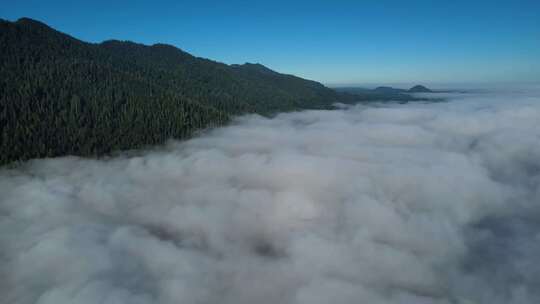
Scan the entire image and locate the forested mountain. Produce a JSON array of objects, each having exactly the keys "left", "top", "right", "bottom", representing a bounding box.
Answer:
[
  {"left": 336, "top": 84, "right": 433, "bottom": 95},
  {"left": 333, "top": 86, "right": 426, "bottom": 101},
  {"left": 0, "top": 18, "right": 407, "bottom": 165}
]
